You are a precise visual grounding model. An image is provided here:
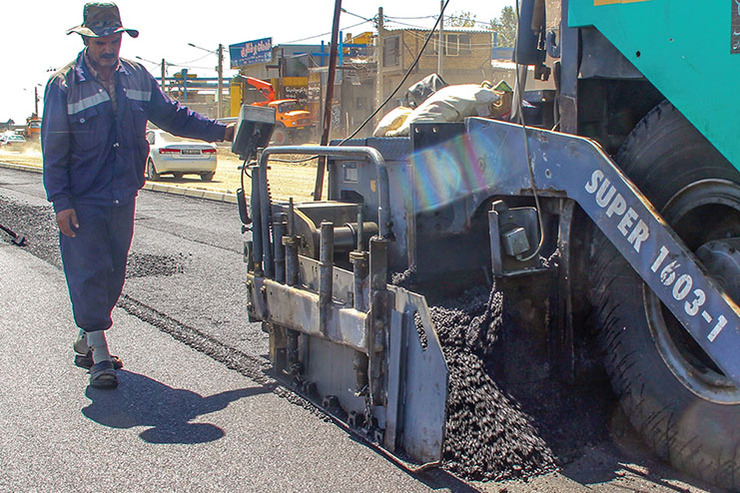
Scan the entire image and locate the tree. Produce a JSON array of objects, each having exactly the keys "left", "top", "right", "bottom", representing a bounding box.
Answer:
[
  {"left": 490, "top": 6, "right": 517, "bottom": 48},
  {"left": 447, "top": 10, "right": 478, "bottom": 28}
]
